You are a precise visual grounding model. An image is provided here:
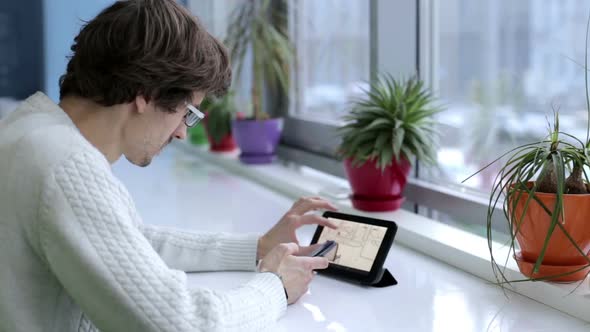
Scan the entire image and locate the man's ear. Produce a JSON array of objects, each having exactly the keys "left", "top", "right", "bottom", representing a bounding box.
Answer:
[{"left": 134, "top": 95, "right": 149, "bottom": 114}]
